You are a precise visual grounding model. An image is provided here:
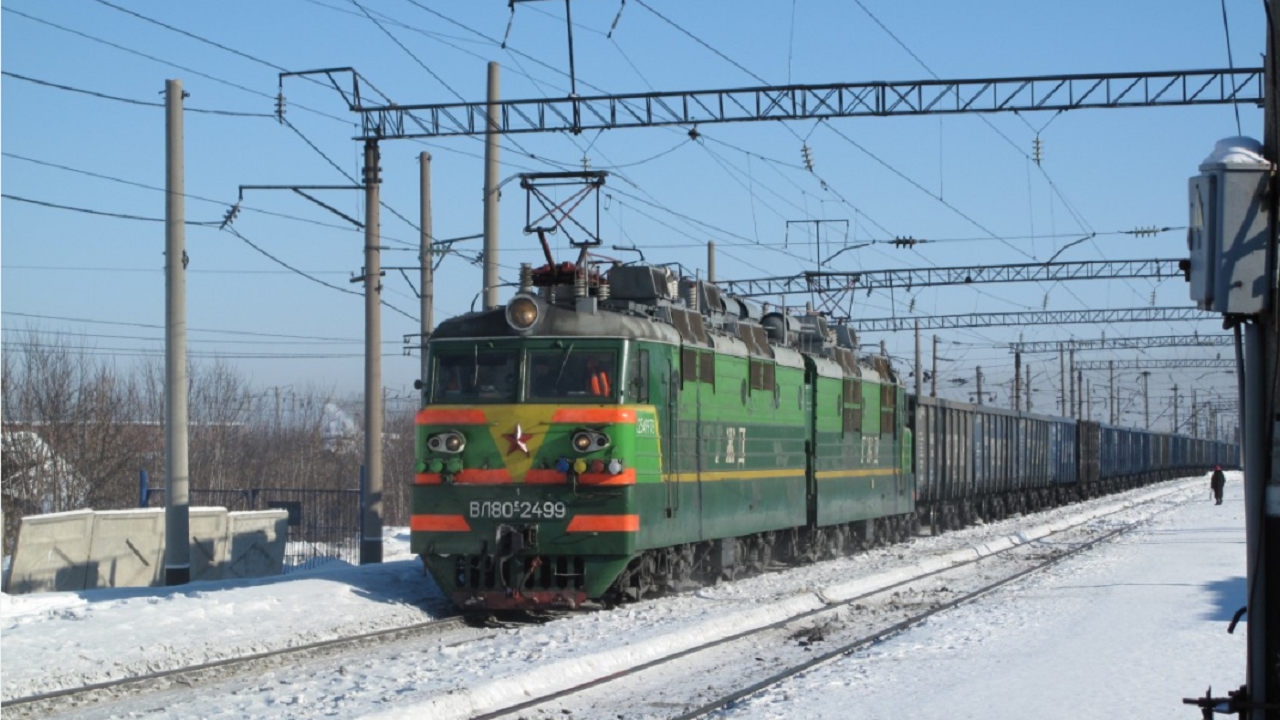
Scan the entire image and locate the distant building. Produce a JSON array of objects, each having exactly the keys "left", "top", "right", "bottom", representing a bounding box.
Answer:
[{"left": 1, "top": 430, "right": 87, "bottom": 515}]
